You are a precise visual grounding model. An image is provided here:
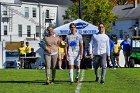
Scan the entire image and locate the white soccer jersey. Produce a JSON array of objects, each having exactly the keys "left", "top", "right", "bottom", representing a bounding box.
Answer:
[{"left": 65, "top": 33, "right": 83, "bottom": 56}]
